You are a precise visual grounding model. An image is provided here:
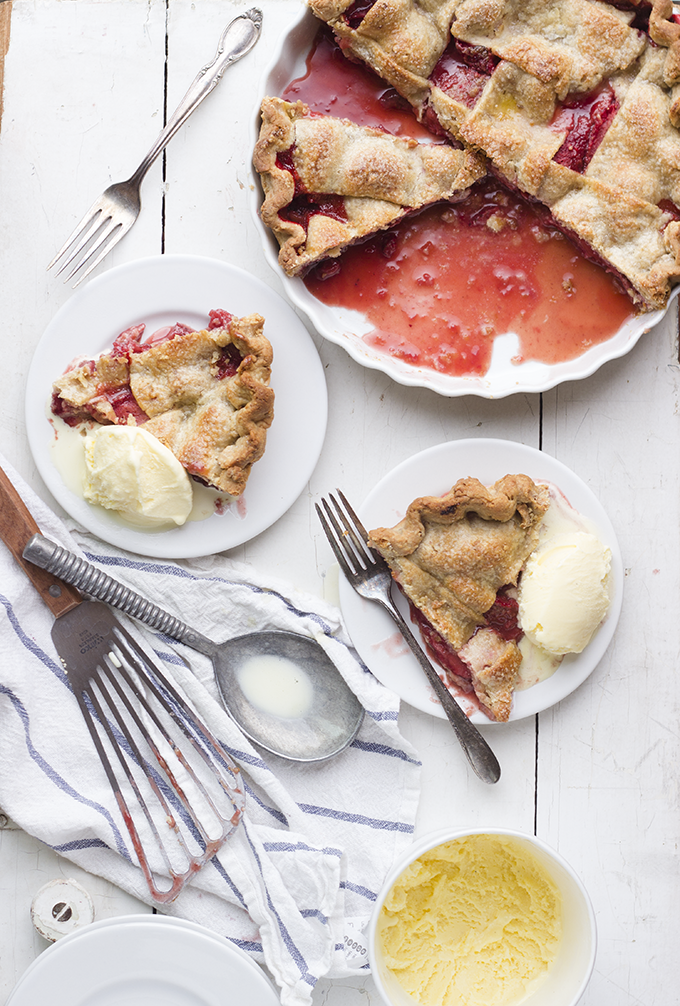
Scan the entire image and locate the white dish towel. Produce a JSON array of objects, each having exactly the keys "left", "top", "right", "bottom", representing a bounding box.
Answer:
[{"left": 0, "top": 456, "right": 421, "bottom": 1005}]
